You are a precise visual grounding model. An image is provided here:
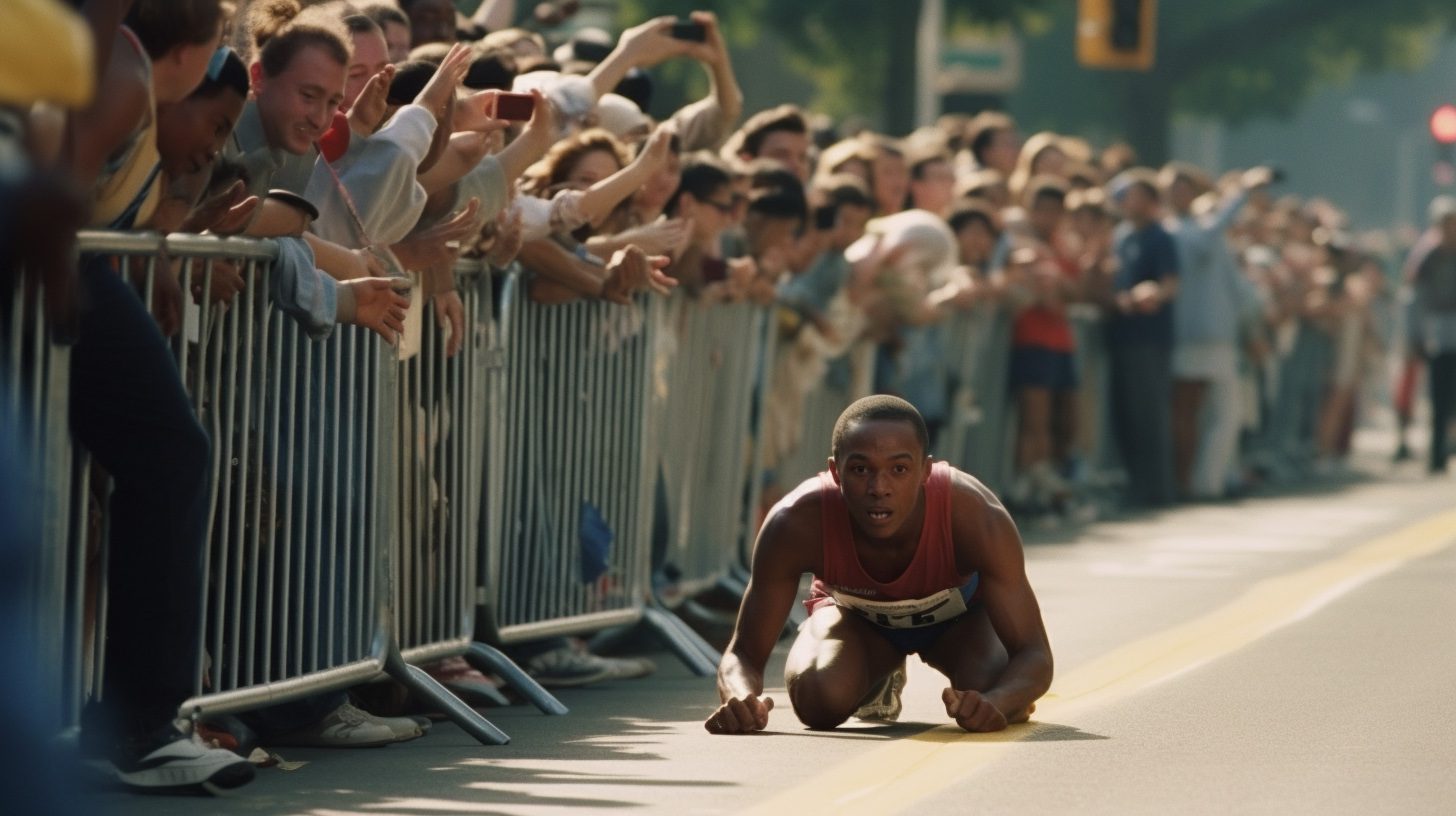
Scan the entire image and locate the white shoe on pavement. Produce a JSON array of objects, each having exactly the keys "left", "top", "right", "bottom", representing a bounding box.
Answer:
[
  {"left": 111, "top": 721, "right": 255, "bottom": 794},
  {"left": 854, "top": 661, "right": 907, "bottom": 723},
  {"left": 270, "top": 702, "right": 421, "bottom": 748}
]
